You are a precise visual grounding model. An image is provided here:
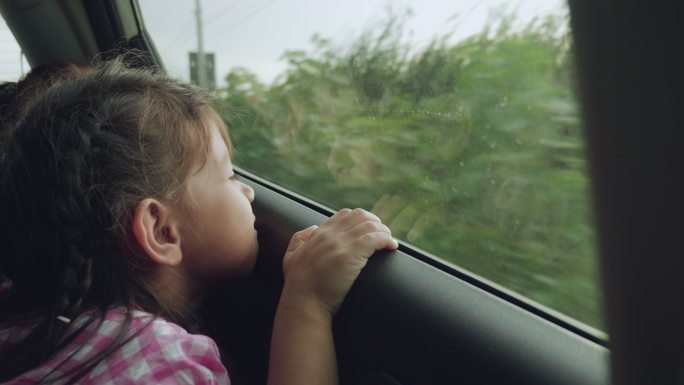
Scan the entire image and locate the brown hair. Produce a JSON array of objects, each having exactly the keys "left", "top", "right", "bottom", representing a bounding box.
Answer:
[
  {"left": 0, "top": 57, "right": 226, "bottom": 383},
  {"left": 0, "top": 61, "right": 92, "bottom": 131}
]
